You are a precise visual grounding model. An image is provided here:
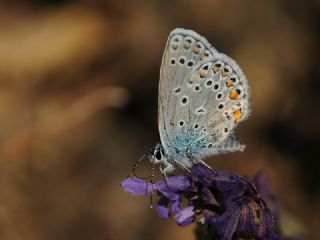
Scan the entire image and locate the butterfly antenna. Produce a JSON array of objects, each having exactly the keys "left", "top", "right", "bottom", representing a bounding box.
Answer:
[
  {"left": 199, "top": 159, "right": 215, "bottom": 173},
  {"left": 149, "top": 163, "right": 156, "bottom": 209},
  {"left": 128, "top": 149, "right": 155, "bottom": 179},
  {"left": 128, "top": 153, "right": 146, "bottom": 179}
]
